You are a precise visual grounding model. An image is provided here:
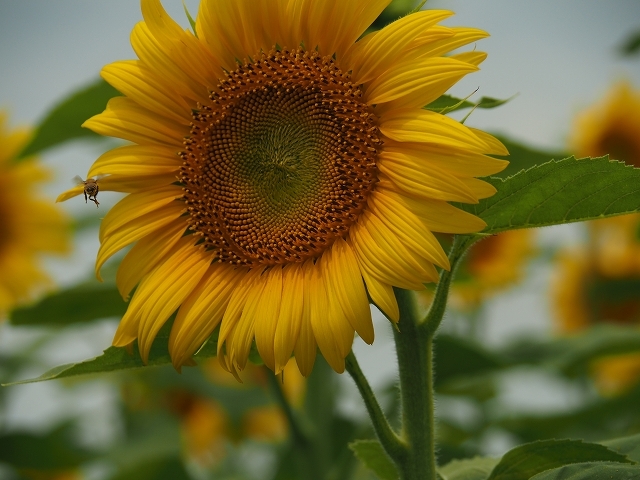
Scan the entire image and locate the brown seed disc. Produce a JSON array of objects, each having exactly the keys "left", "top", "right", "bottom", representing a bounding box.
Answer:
[{"left": 181, "top": 48, "right": 381, "bottom": 266}]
